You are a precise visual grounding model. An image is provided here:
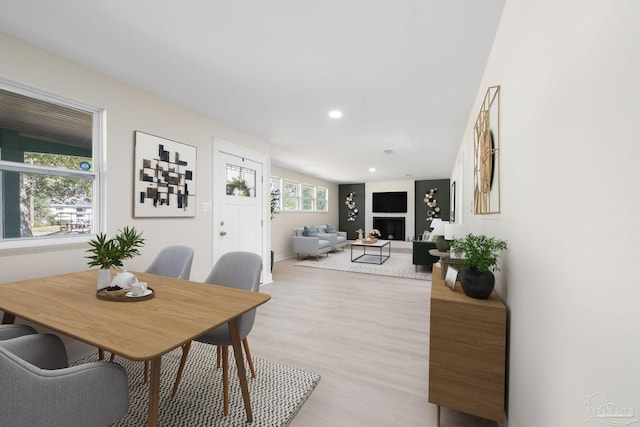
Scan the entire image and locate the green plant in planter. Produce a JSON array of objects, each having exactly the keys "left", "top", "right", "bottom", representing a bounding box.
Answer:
[
  {"left": 450, "top": 233, "right": 507, "bottom": 299},
  {"left": 270, "top": 189, "right": 280, "bottom": 220},
  {"left": 450, "top": 233, "right": 507, "bottom": 272},
  {"left": 86, "top": 226, "right": 145, "bottom": 269}
]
